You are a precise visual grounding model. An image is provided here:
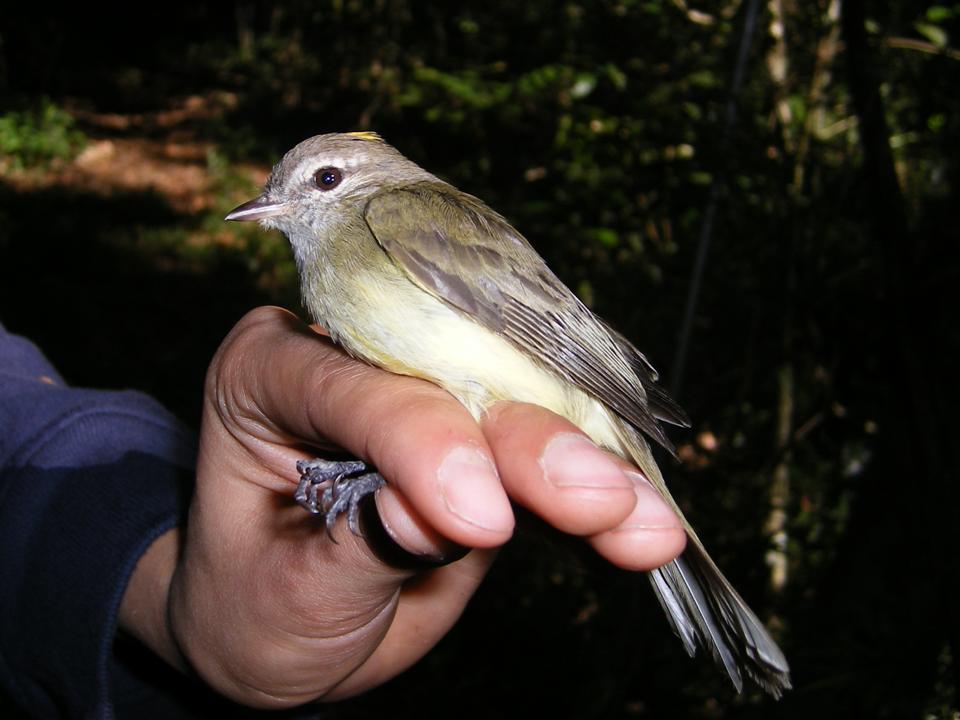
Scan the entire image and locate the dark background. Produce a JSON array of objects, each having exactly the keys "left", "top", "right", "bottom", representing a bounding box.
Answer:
[{"left": 1, "top": 1, "right": 958, "bottom": 717}]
